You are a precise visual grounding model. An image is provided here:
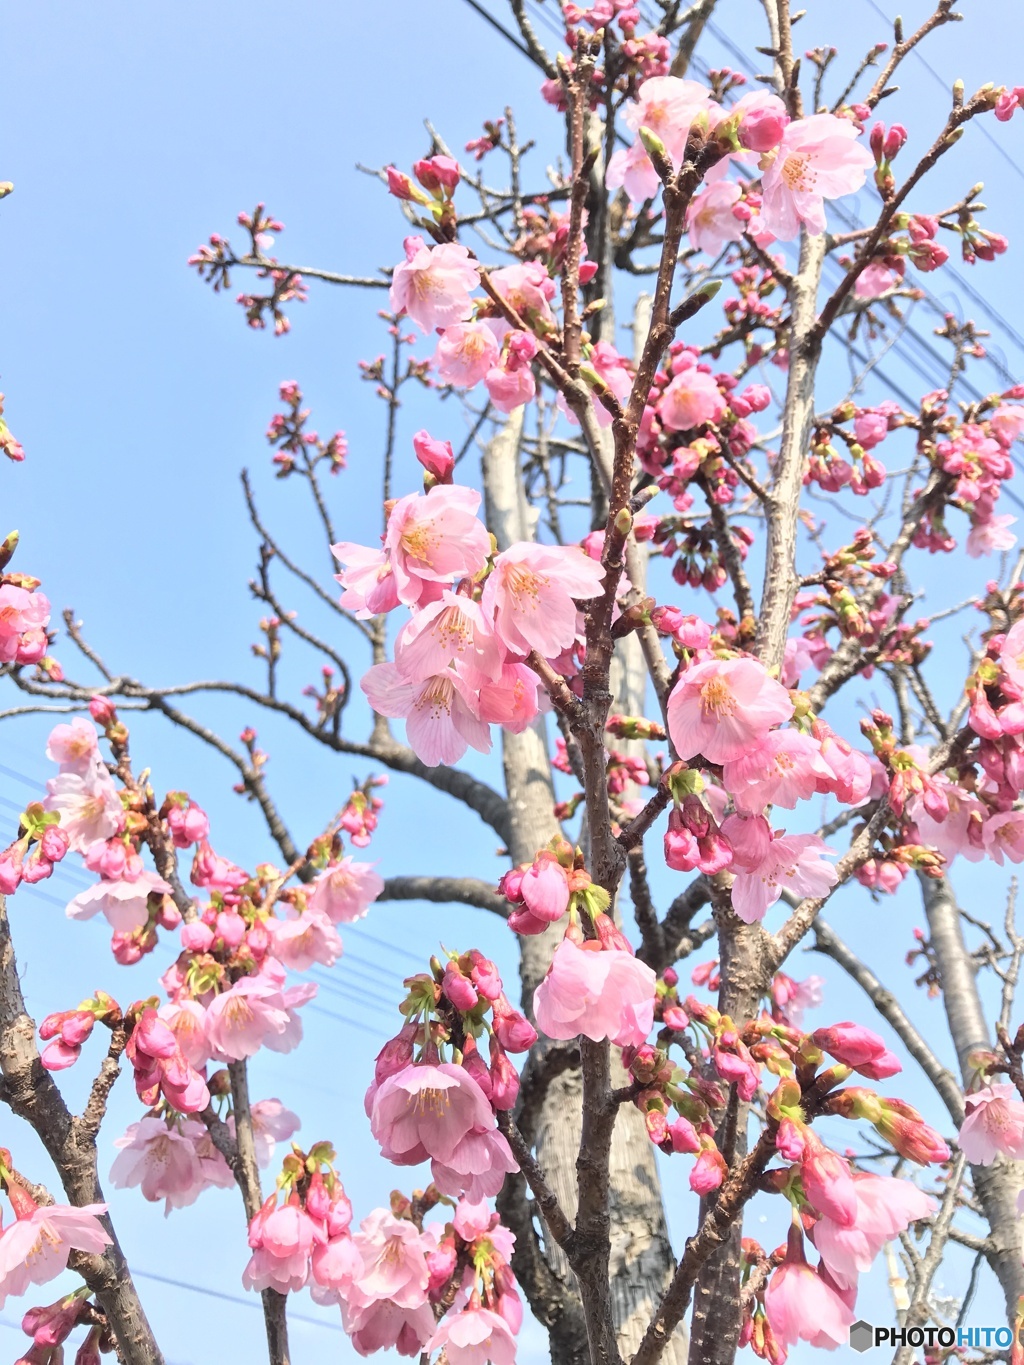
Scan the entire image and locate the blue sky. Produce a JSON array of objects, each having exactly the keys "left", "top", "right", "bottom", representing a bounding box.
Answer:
[{"left": 3, "top": 0, "right": 1024, "bottom": 1358}]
